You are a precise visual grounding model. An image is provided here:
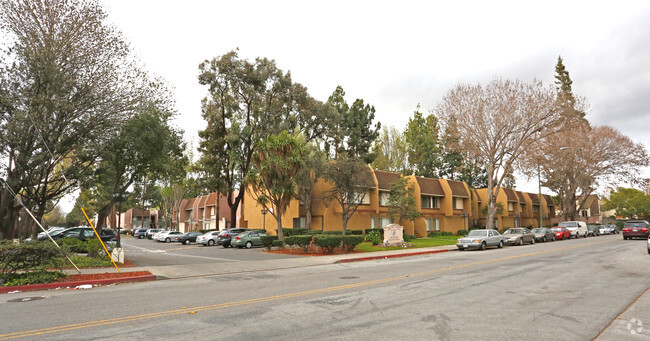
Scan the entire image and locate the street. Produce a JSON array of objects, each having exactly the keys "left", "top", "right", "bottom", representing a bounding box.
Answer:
[{"left": 1, "top": 234, "right": 648, "bottom": 340}]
